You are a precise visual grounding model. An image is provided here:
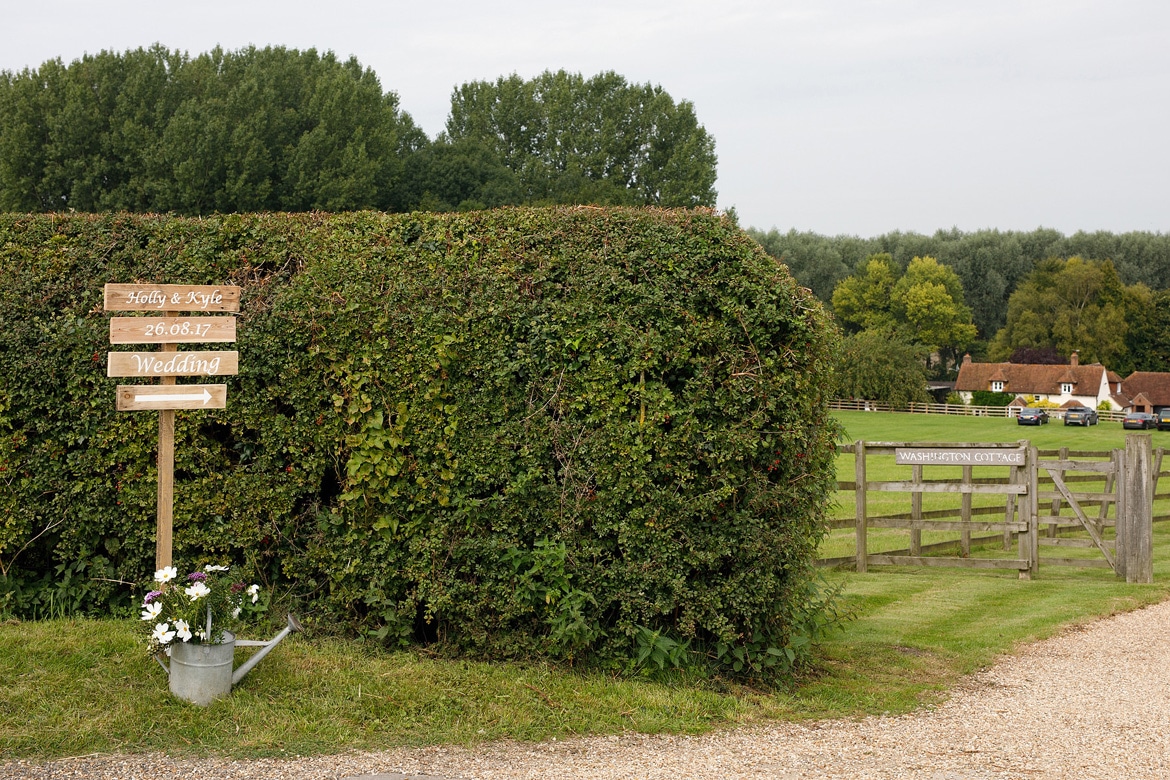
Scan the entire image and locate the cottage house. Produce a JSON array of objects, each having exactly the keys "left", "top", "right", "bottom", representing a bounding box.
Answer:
[
  {"left": 954, "top": 352, "right": 1123, "bottom": 410},
  {"left": 1119, "top": 372, "right": 1170, "bottom": 413}
]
